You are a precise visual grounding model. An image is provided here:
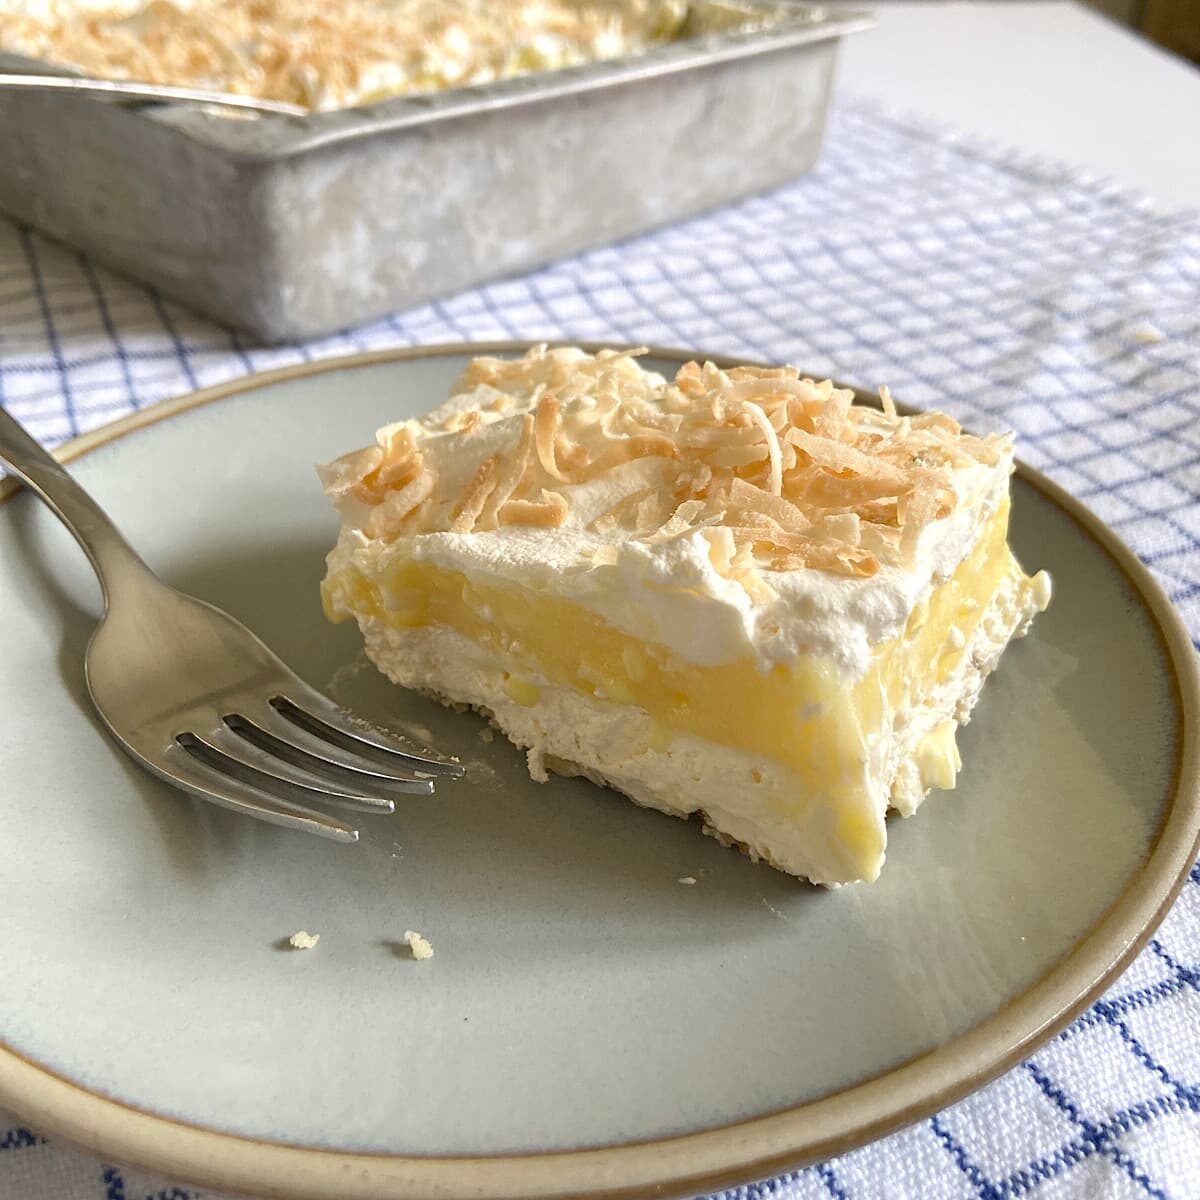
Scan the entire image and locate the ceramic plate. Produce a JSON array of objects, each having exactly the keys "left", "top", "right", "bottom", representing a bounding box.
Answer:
[{"left": 1, "top": 345, "right": 1197, "bottom": 1200}]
